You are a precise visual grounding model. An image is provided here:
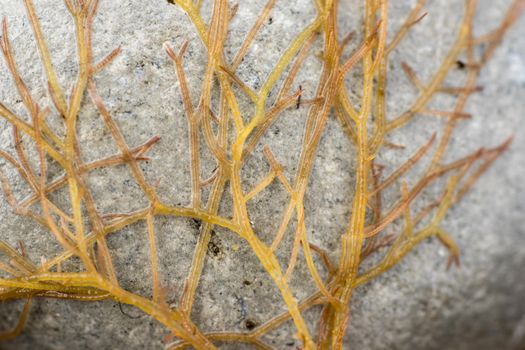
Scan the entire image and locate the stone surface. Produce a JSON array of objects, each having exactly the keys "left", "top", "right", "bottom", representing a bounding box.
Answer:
[{"left": 0, "top": 0, "right": 524, "bottom": 349}]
